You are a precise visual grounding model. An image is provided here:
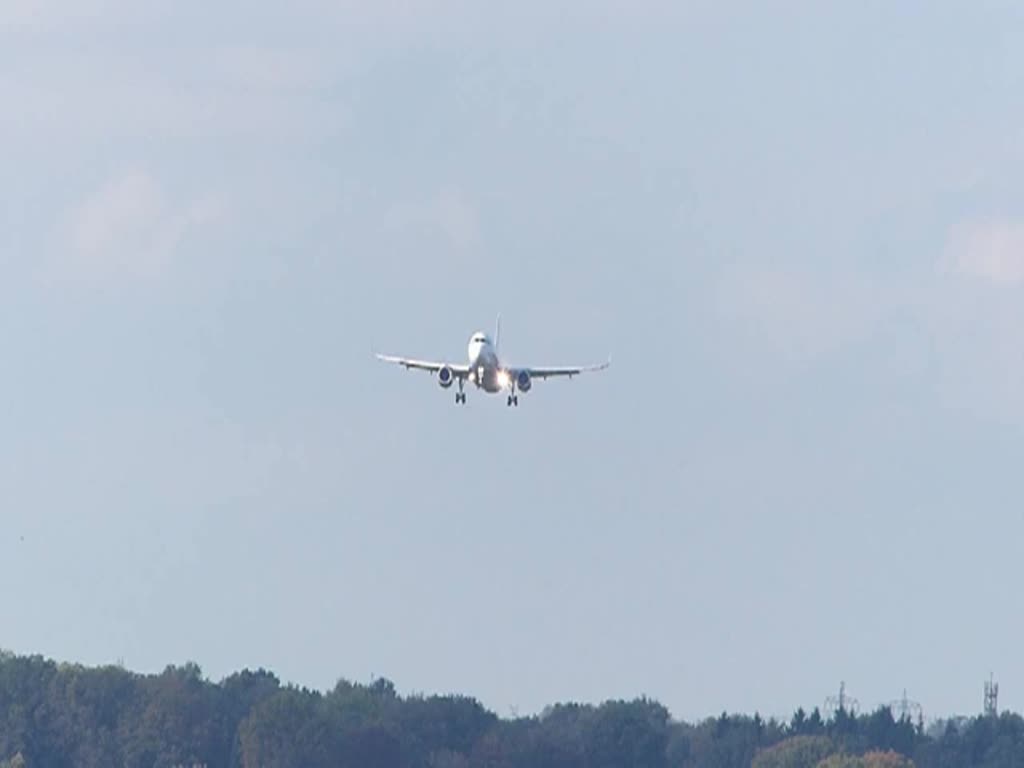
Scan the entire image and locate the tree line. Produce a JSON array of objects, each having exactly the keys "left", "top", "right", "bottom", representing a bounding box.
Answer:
[{"left": 0, "top": 651, "right": 1021, "bottom": 767}]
